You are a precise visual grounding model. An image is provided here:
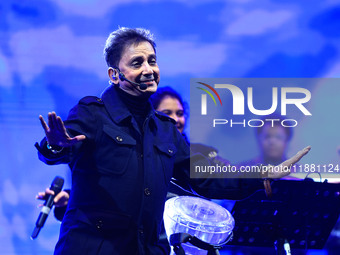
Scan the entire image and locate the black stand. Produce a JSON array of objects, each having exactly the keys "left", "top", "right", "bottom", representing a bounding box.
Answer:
[
  {"left": 228, "top": 180, "right": 340, "bottom": 253},
  {"left": 169, "top": 232, "right": 233, "bottom": 255}
]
